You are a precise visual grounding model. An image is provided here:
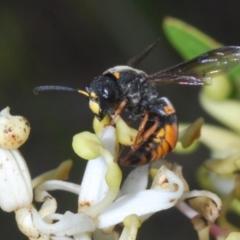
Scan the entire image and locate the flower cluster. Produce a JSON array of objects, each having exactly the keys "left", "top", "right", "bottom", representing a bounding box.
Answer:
[{"left": 0, "top": 106, "right": 222, "bottom": 240}]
